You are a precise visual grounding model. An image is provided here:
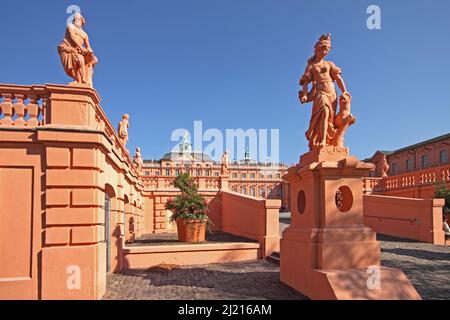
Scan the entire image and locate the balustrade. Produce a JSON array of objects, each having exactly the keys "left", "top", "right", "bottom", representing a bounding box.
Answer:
[
  {"left": 0, "top": 85, "right": 46, "bottom": 127},
  {"left": 372, "top": 164, "right": 450, "bottom": 192},
  {"left": 0, "top": 83, "right": 140, "bottom": 177}
]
